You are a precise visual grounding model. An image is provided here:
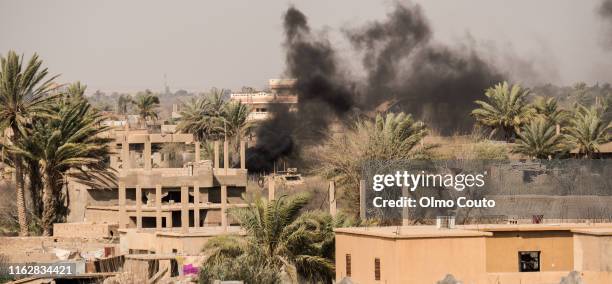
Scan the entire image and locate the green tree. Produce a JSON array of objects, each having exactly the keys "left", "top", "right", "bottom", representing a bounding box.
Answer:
[
  {"left": 471, "top": 82, "right": 534, "bottom": 141},
  {"left": 565, "top": 105, "right": 611, "bottom": 158},
  {"left": 177, "top": 89, "right": 228, "bottom": 141},
  {"left": 513, "top": 118, "right": 567, "bottom": 159},
  {"left": 177, "top": 97, "right": 223, "bottom": 141},
  {"left": 199, "top": 194, "right": 349, "bottom": 283},
  {"left": 0, "top": 51, "right": 58, "bottom": 236},
  {"left": 133, "top": 91, "right": 160, "bottom": 127},
  {"left": 9, "top": 100, "right": 115, "bottom": 235},
  {"left": 318, "top": 112, "right": 428, "bottom": 217},
  {"left": 532, "top": 96, "right": 569, "bottom": 126},
  {"left": 116, "top": 94, "right": 133, "bottom": 115},
  {"left": 64, "top": 81, "right": 87, "bottom": 103},
  {"left": 221, "top": 101, "right": 252, "bottom": 145}
]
